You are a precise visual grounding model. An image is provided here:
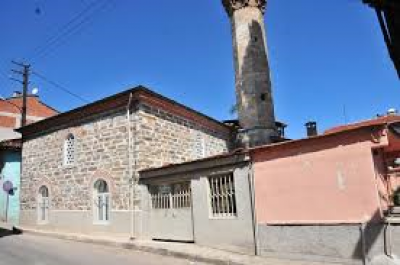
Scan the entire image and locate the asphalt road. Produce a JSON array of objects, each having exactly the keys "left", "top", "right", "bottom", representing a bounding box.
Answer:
[{"left": 0, "top": 229, "right": 203, "bottom": 265}]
